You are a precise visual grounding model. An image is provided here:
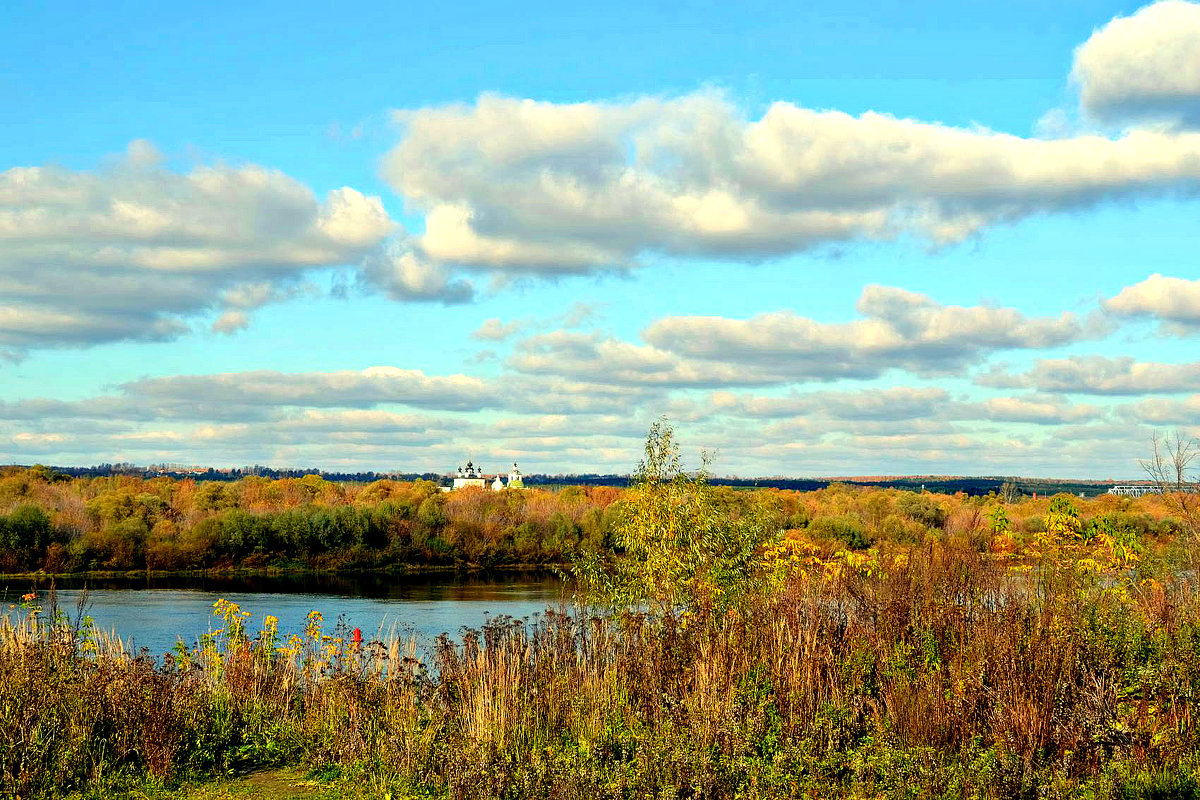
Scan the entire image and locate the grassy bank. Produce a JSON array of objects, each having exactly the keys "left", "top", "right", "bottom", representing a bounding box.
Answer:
[
  {"left": 5, "top": 538, "right": 1200, "bottom": 799},
  {"left": 0, "top": 562, "right": 562, "bottom": 585}
]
